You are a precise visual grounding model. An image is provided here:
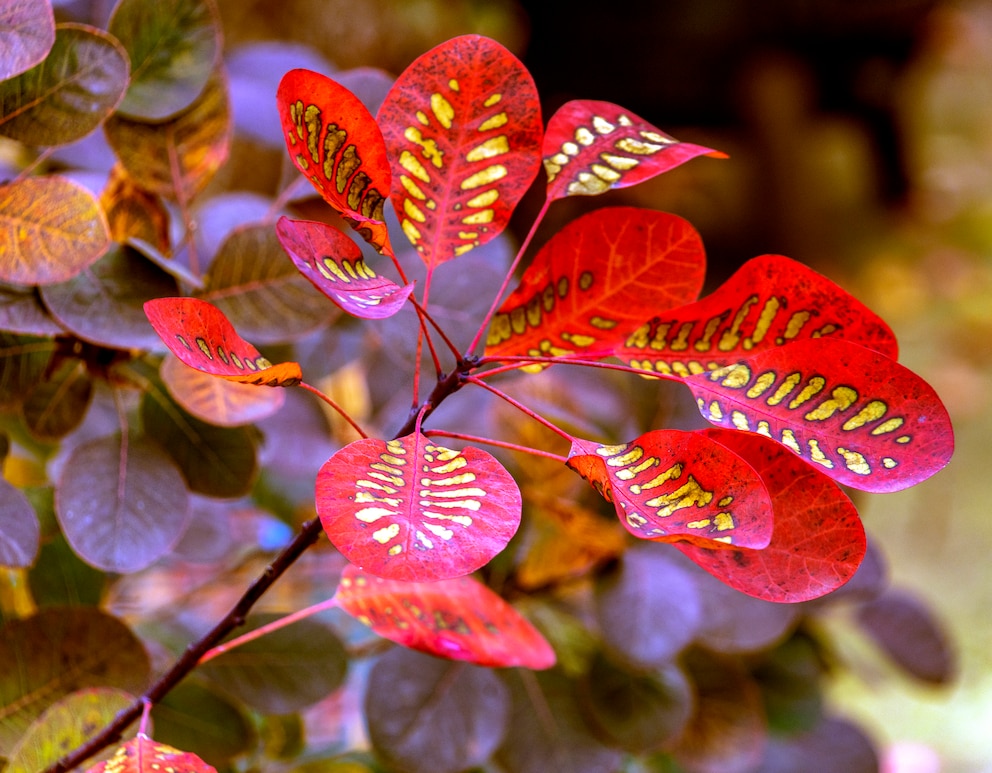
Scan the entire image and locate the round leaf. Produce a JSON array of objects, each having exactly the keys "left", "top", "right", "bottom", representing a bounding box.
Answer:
[
  {"left": 108, "top": 0, "right": 221, "bottom": 120},
  {"left": 56, "top": 434, "right": 191, "bottom": 573},
  {"left": 200, "top": 613, "right": 348, "bottom": 714},
  {"left": 0, "top": 23, "right": 129, "bottom": 146},
  {"left": 0, "top": 607, "right": 150, "bottom": 754},
  {"left": 0, "top": 0, "right": 55, "bottom": 80},
  {"left": 335, "top": 563, "right": 555, "bottom": 669},
  {"left": 0, "top": 477, "right": 39, "bottom": 568},
  {"left": 366, "top": 647, "right": 509, "bottom": 773},
  {"left": 86, "top": 736, "right": 218, "bottom": 773},
  {"left": 317, "top": 432, "right": 521, "bottom": 581},
  {"left": 0, "top": 176, "right": 110, "bottom": 285}
]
